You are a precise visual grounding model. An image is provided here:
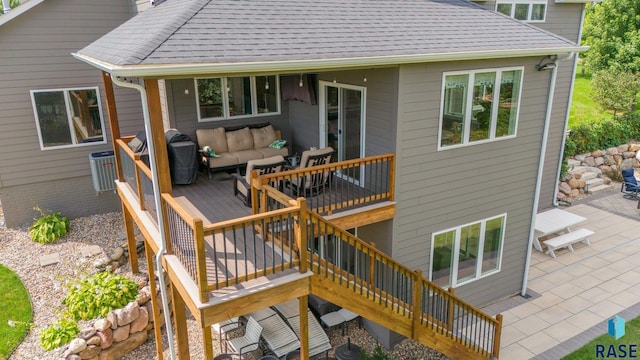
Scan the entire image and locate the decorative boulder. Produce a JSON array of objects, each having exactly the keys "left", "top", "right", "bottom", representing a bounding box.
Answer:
[
  {"left": 97, "top": 328, "right": 114, "bottom": 349},
  {"left": 129, "top": 307, "right": 149, "bottom": 334},
  {"left": 112, "top": 324, "right": 130, "bottom": 342},
  {"left": 115, "top": 302, "right": 139, "bottom": 327},
  {"left": 94, "top": 318, "right": 111, "bottom": 332},
  {"left": 78, "top": 344, "right": 101, "bottom": 359}
]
